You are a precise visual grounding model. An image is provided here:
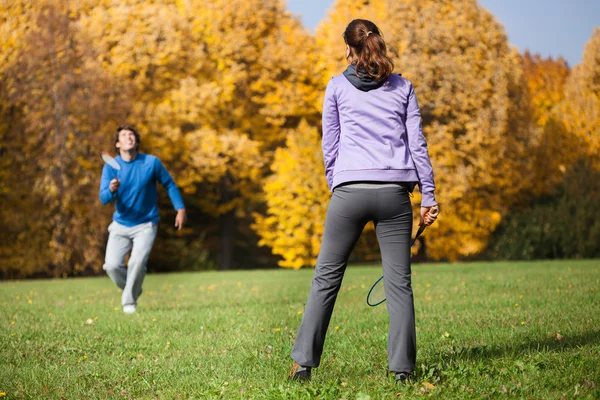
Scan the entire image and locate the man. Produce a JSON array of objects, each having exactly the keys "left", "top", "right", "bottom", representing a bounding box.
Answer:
[{"left": 99, "top": 125, "right": 186, "bottom": 314}]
